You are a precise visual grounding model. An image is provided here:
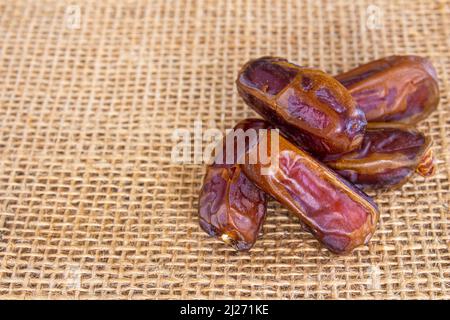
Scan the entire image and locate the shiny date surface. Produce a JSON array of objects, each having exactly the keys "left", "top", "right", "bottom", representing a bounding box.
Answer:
[
  {"left": 241, "top": 130, "right": 380, "bottom": 254},
  {"left": 198, "top": 119, "right": 269, "bottom": 251},
  {"left": 321, "top": 123, "right": 435, "bottom": 190},
  {"left": 336, "top": 55, "right": 439, "bottom": 124},
  {"left": 237, "top": 56, "right": 367, "bottom": 155}
]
